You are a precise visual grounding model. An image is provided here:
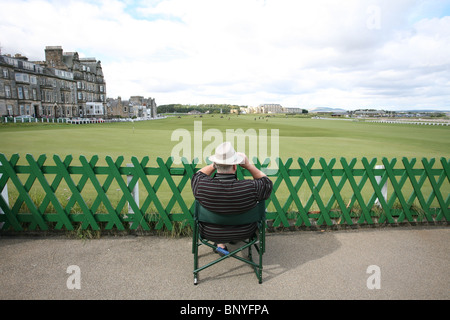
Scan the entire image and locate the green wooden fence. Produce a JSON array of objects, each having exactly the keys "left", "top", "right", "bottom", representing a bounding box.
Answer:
[{"left": 0, "top": 153, "right": 448, "bottom": 232}]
